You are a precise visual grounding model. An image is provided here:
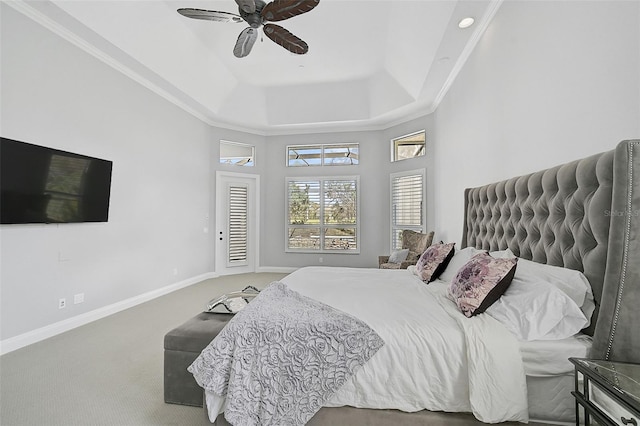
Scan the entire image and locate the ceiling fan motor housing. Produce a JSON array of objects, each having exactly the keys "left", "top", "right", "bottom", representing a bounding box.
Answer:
[
  {"left": 239, "top": 0, "right": 266, "bottom": 28},
  {"left": 178, "top": 0, "right": 320, "bottom": 57}
]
